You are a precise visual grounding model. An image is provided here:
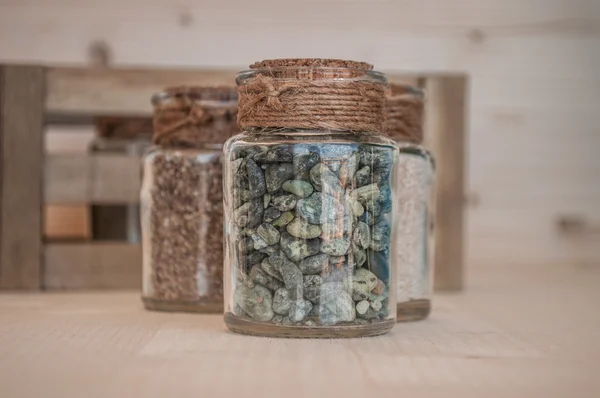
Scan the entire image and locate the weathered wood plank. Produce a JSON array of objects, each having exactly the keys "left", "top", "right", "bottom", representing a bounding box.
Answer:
[
  {"left": 0, "top": 65, "right": 45, "bottom": 289},
  {"left": 423, "top": 76, "right": 468, "bottom": 291},
  {"left": 44, "top": 66, "right": 428, "bottom": 117},
  {"left": 45, "top": 154, "right": 142, "bottom": 204},
  {"left": 44, "top": 243, "right": 141, "bottom": 289},
  {"left": 45, "top": 67, "right": 238, "bottom": 117}
]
